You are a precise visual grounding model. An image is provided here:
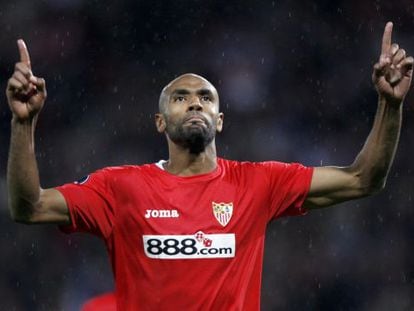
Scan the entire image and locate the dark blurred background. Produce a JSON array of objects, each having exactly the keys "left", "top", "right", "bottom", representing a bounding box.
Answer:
[{"left": 1, "top": 0, "right": 414, "bottom": 310}]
